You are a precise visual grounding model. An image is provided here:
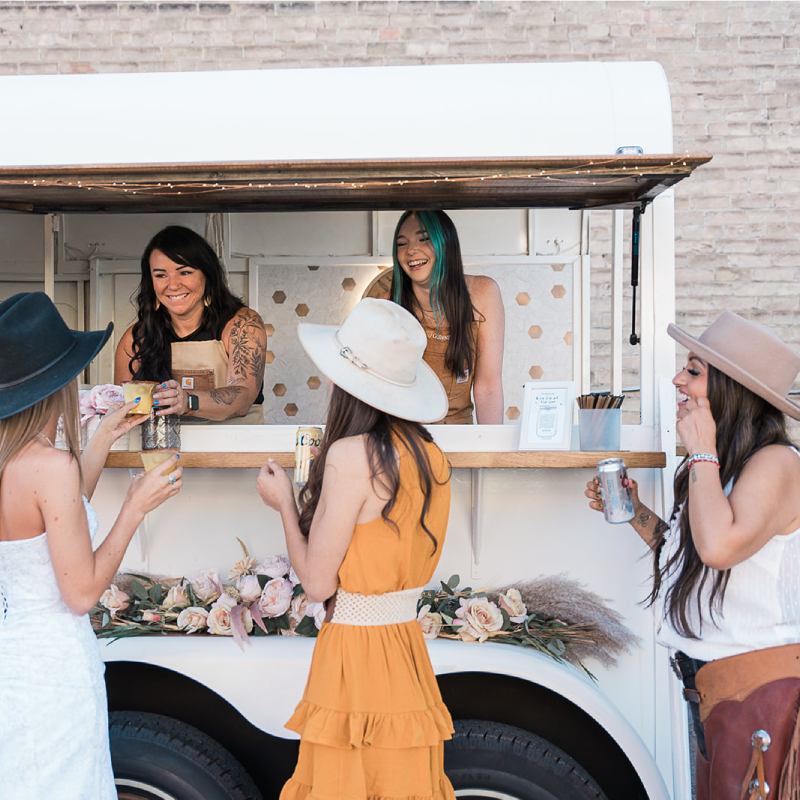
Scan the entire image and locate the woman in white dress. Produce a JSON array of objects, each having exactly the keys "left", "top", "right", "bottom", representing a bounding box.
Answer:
[{"left": 0, "top": 292, "right": 183, "bottom": 799}]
